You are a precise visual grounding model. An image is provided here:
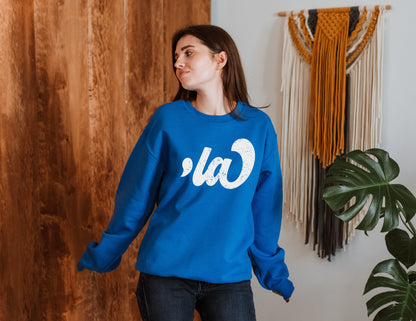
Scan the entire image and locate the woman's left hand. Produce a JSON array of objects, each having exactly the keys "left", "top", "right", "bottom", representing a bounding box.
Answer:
[{"left": 273, "top": 291, "right": 290, "bottom": 303}]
